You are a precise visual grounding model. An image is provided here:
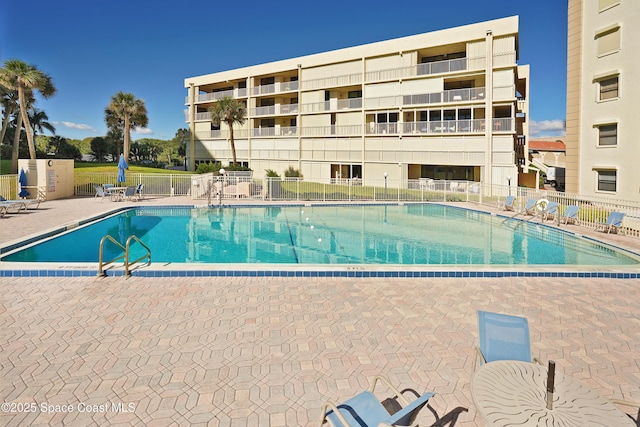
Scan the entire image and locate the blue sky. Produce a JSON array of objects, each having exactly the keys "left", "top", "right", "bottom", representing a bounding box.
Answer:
[{"left": 1, "top": 0, "right": 567, "bottom": 141}]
